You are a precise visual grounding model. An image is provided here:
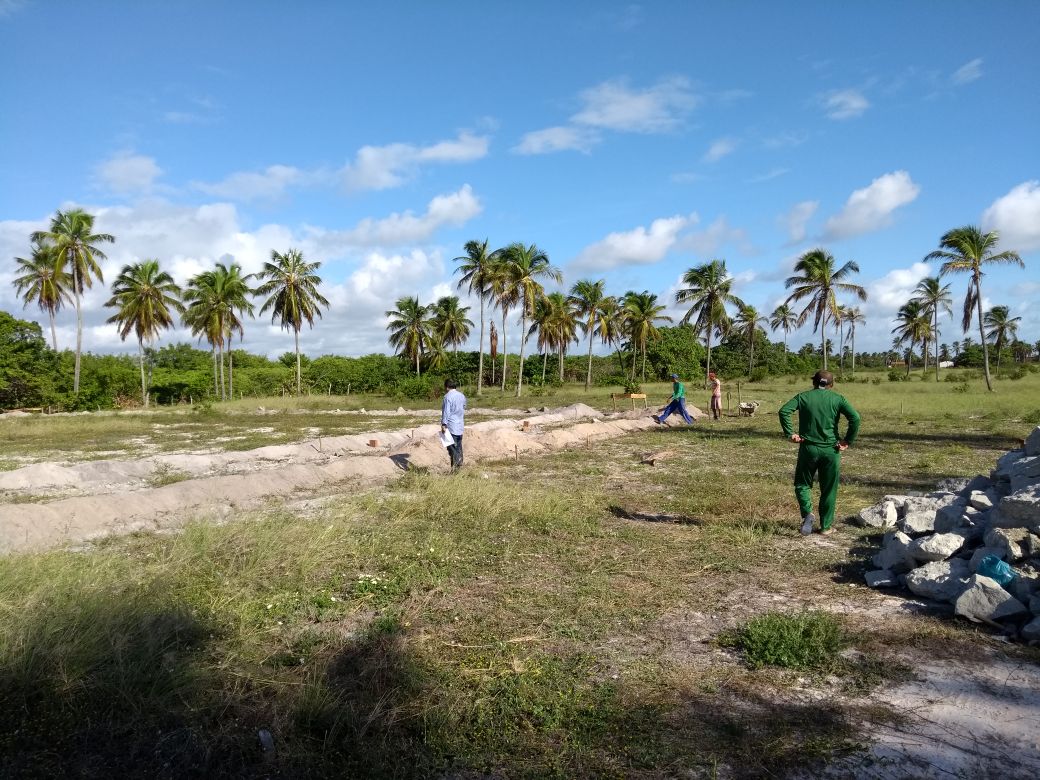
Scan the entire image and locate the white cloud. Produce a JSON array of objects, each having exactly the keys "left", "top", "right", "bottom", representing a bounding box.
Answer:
[
  {"left": 951, "top": 58, "right": 983, "bottom": 85},
  {"left": 781, "top": 200, "right": 819, "bottom": 244},
  {"left": 194, "top": 165, "right": 311, "bottom": 202},
  {"left": 571, "top": 214, "right": 695, "bottom": 271},
  {"left": 822, "top": 89, "right": 869, "bottom": 120},
  {"left": 822, "top": 171, "right": 920, "bottom": 240},
  {"left": 748, "top": 167, "right": 790, "bottom": 184},
  {"left": 763, "top": 132, "right": 808, "bottom": 149},
  {"left": 703, "top": 137, "right": 738, "bottom": 163},
  {"left": 571, "top": 77, "right": 697, "bottom": 133},
  {"left": 95, "top": 153, "right": 163, "bottom": 195},
  {"left": 340, "top": 131, "right": 488, "bottom": 190},
  {"left": 512, "top": 126, "right": 599, "bottom": 155},
  {"left": 981, "top": 180, "right": 1040, "bottom": 251},
  {"left": 677, "top": 215, "right": 755, "bottom": 256},
  {"left": 310, "top": 185, "right": 482, "bottom": 251},
  {"left": 867, "top": 261, "right": 933, "bottom": 314}
]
